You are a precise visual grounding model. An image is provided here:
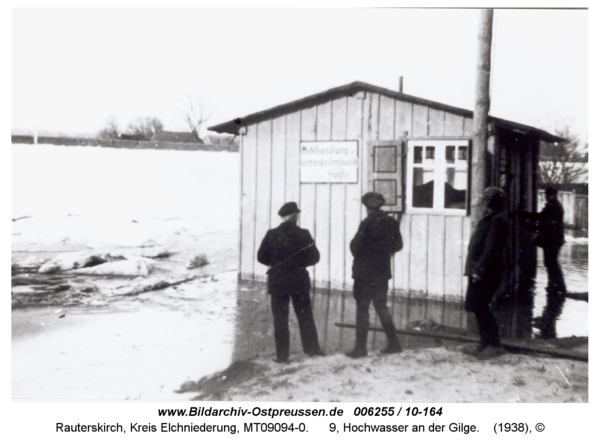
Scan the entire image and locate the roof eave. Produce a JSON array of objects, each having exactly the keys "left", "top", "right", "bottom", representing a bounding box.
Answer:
[{"left": 208, "top": 81, "right": 563, "bottom": 143}]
